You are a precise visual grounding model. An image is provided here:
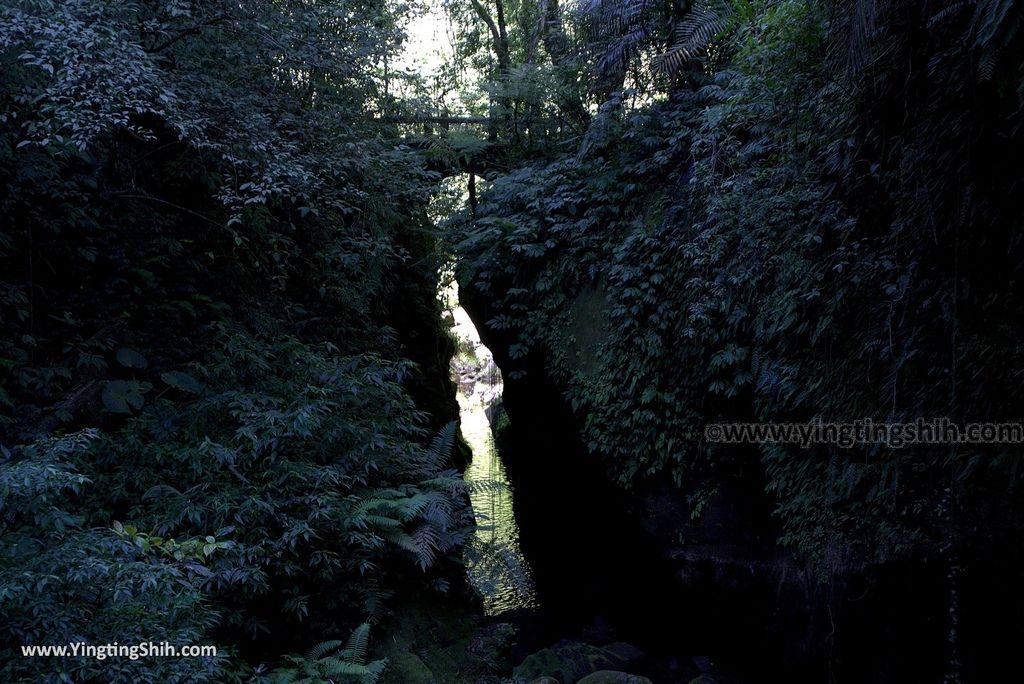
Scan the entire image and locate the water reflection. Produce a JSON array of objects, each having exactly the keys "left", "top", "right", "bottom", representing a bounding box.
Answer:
[{"left": 446, "top": 296, "right": 538, "bottom": 615}]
